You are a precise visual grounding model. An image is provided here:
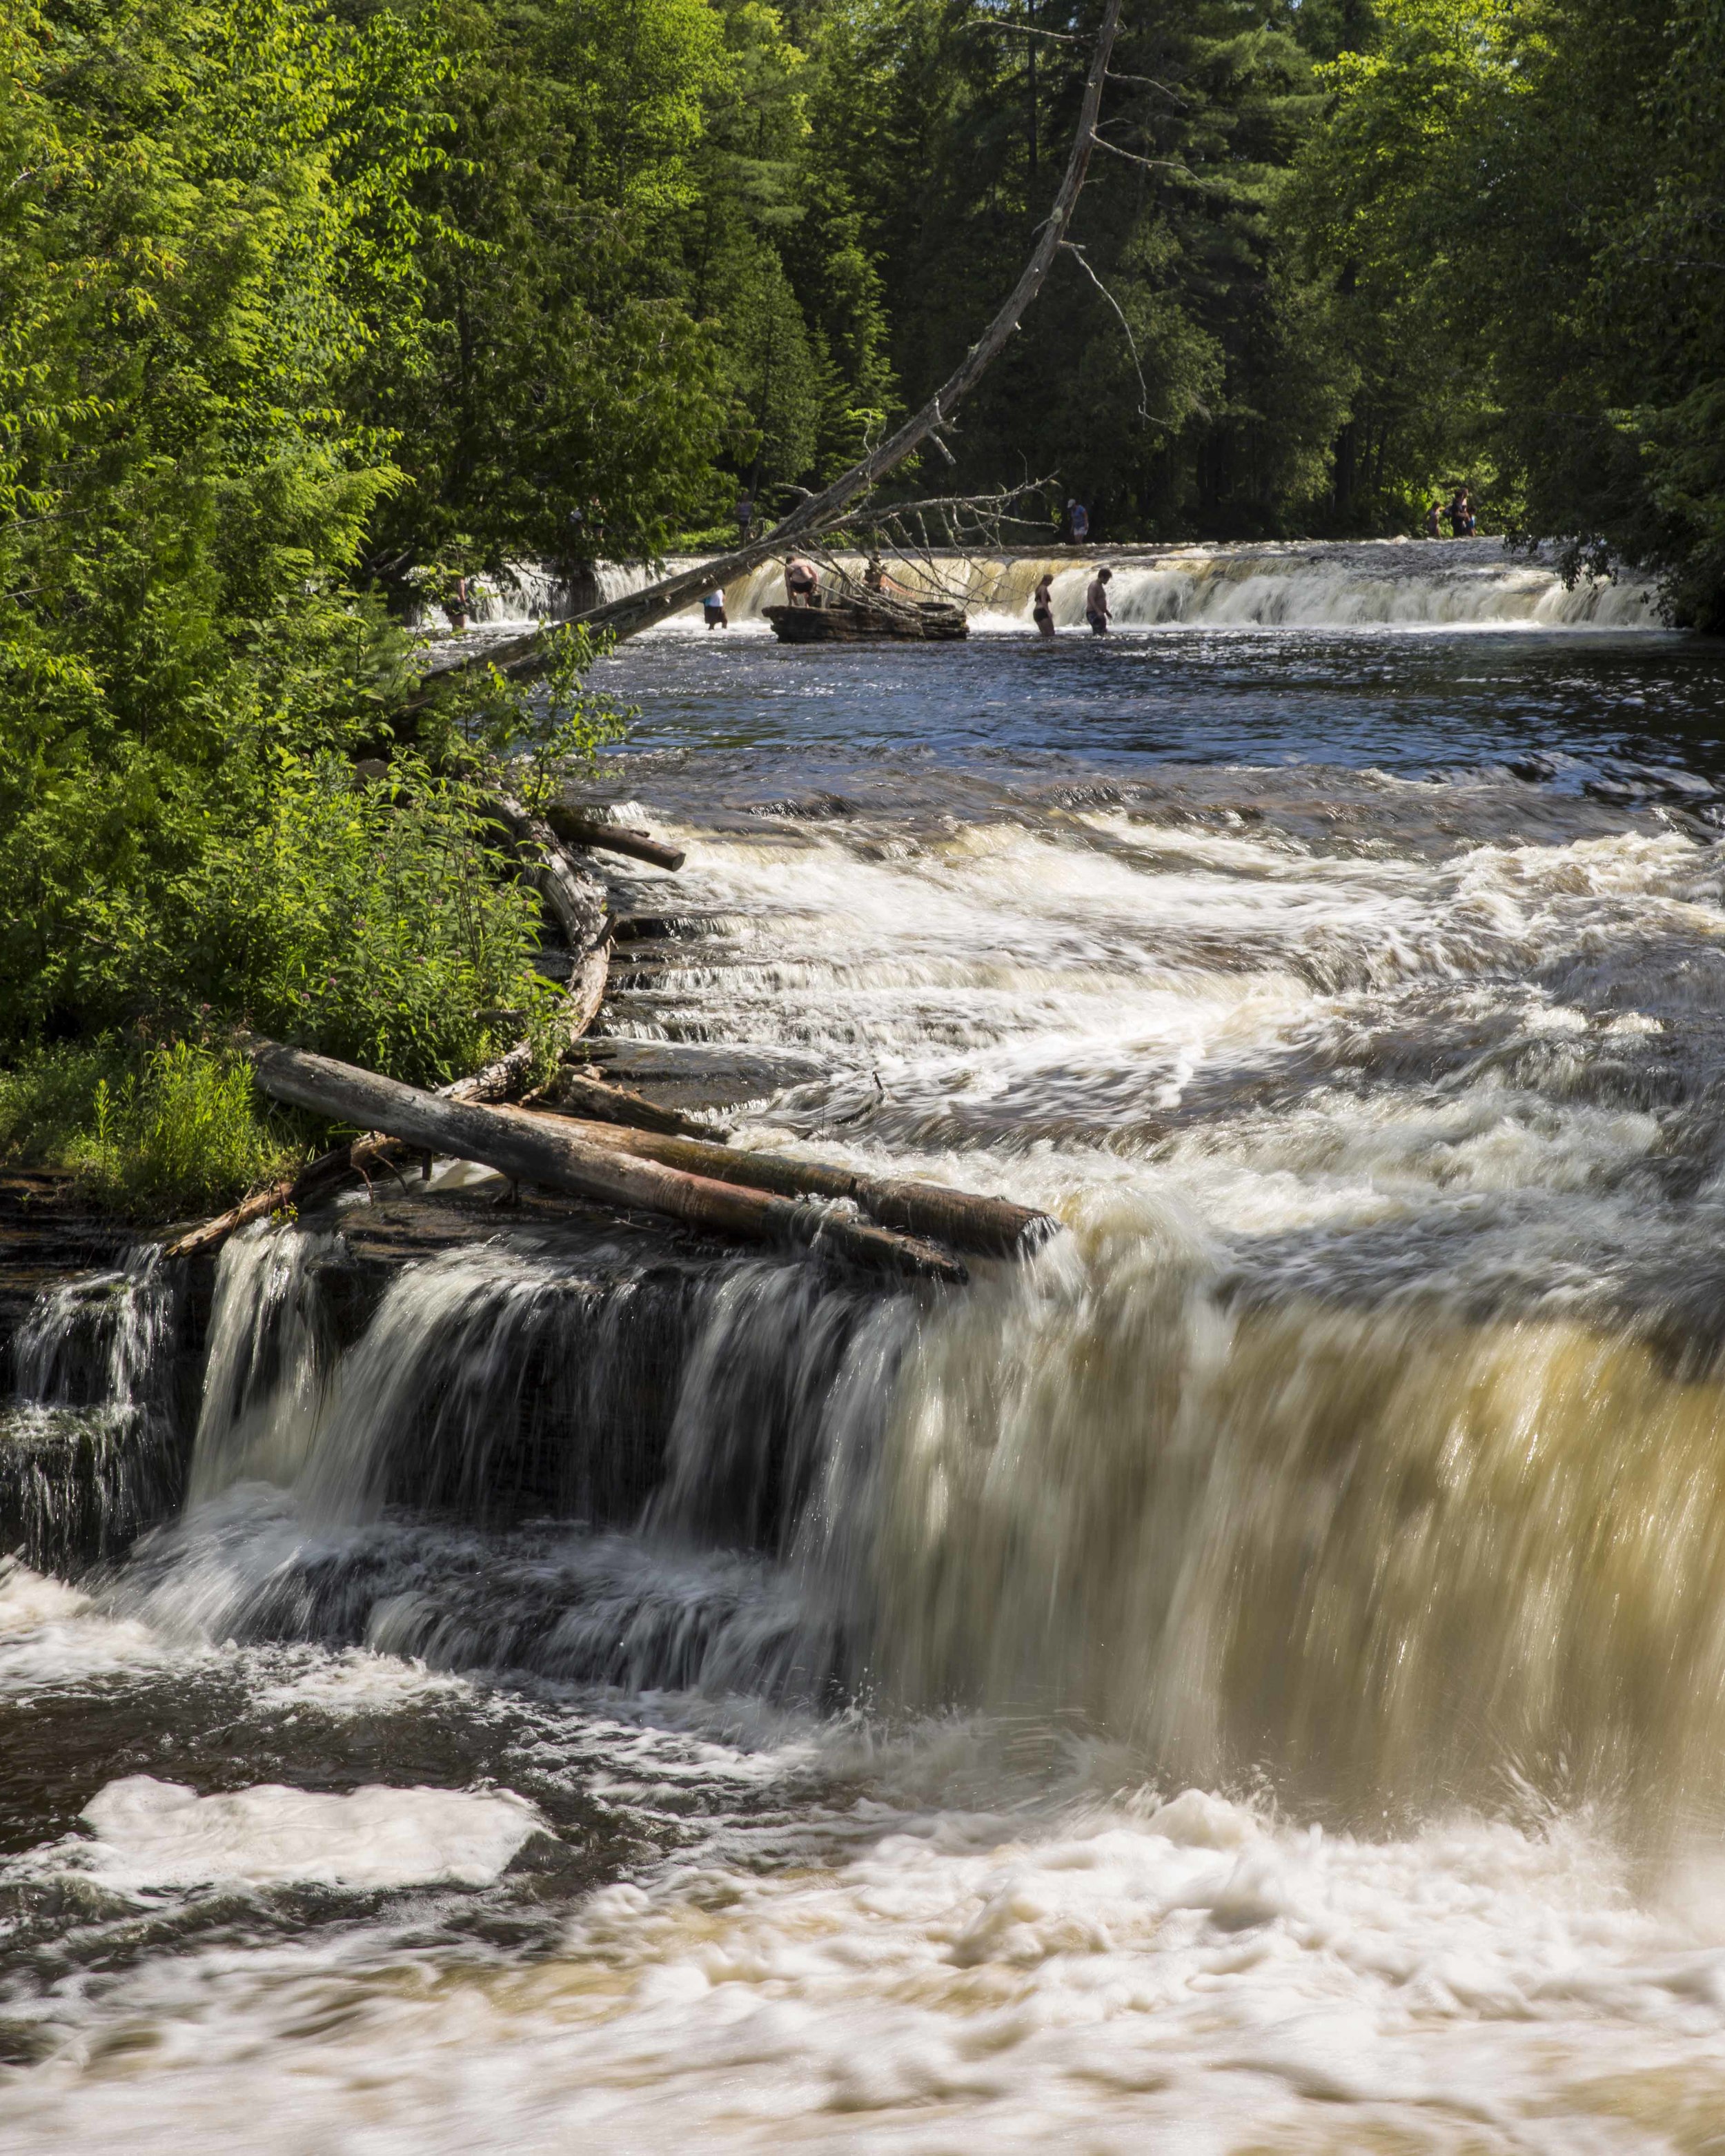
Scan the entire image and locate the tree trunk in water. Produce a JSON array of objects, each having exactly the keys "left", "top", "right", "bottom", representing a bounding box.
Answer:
[
  {"left": 542, "top": 1065, "right": 731, "bottom": 1140},
  {"left": 529, "top": 1111, "right": 1054, "bottom": 1257},
  {"left": 242, "top": 1040, "right": 968, "bottom": 1283},
  {"left": 544, "top": 803, "right": 684, "bottom": 871}
]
